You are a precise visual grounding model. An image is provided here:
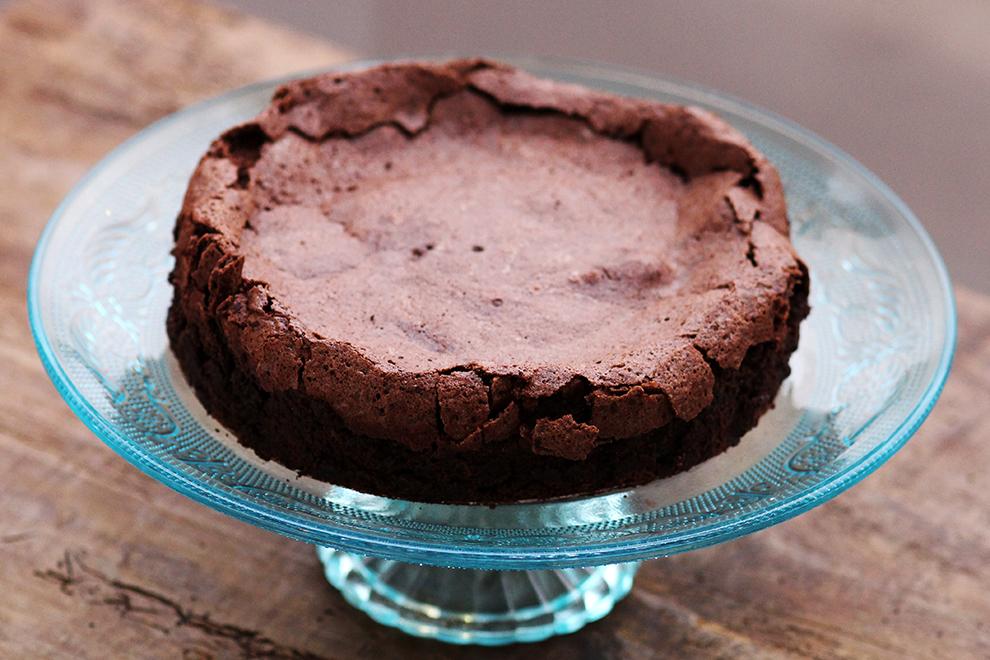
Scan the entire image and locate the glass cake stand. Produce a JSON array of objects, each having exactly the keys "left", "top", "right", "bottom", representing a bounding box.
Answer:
[{"left": 28, "top": 58, "right": 955, "bottom": 646}]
